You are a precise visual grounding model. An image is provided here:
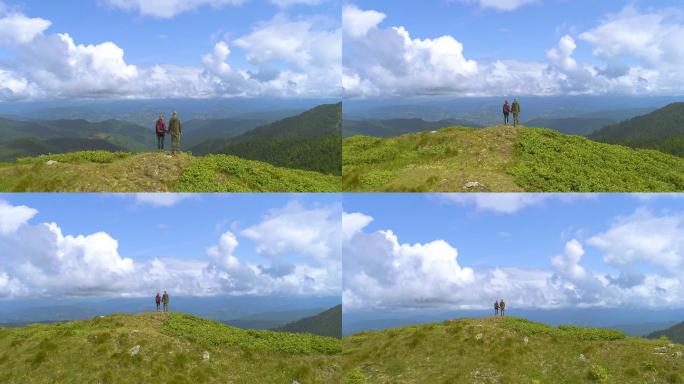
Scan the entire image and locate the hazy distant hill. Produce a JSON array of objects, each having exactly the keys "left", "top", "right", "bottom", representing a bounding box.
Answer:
[
  {"left": 223, "top": 308, "right": 325, "bottom": 330},
  {"left": 183, "top": 118, "right": 268, "bottom": 148},
  {"left": 524, "top": 117, "right": 613, "bottom": 136},
  {"left": 275, "top": 305, "right": 342, "bottom": 339},
  {"left": 191, "top": 103, "right": 342, "bottom": 175},
  {"left": 590, "top": 103, "right": 684, "bottom": 156},
  {"left": 0, "top": 118, "right": 152, "bottom": 161},
  {"left": 647, "top": 321, "right": 684, "bottom": 344},
  {"left": 343, "top": 118, "right": 482, "bottom": 137}
]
